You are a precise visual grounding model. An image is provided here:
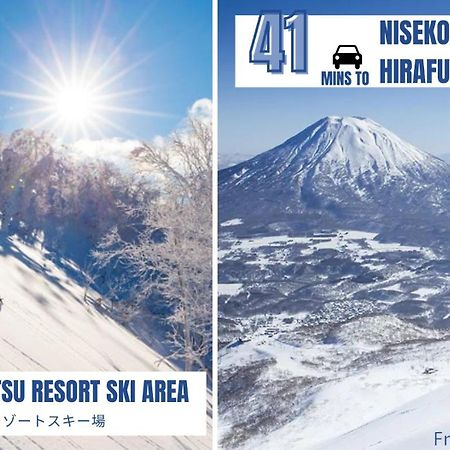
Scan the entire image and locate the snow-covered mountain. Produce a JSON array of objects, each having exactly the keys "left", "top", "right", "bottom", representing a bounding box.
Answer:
[
  {"left": 219, "top": 117, "right": 450, "bottom": 230},
  {"left": 0, "top": 234, "right": 210, "bottom": 450},
  {"left": 218, "top": 117, "right": 450, "bottom": 449}
]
